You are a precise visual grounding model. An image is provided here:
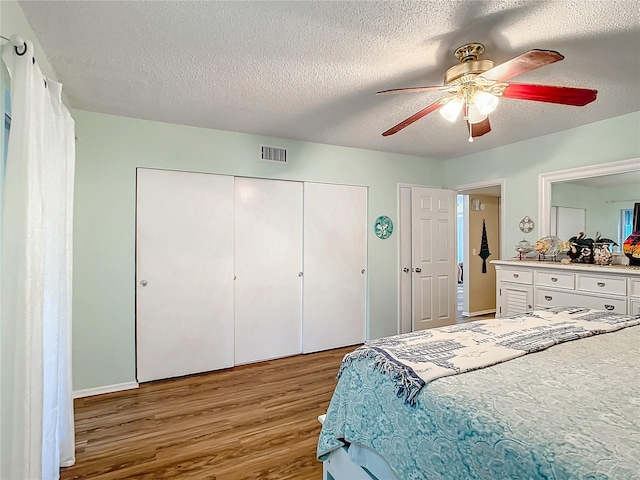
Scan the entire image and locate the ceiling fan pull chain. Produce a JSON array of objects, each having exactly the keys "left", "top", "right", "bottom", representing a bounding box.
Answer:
[{"left": 466, "top": 103, "right": 474, "bottom": 142}]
